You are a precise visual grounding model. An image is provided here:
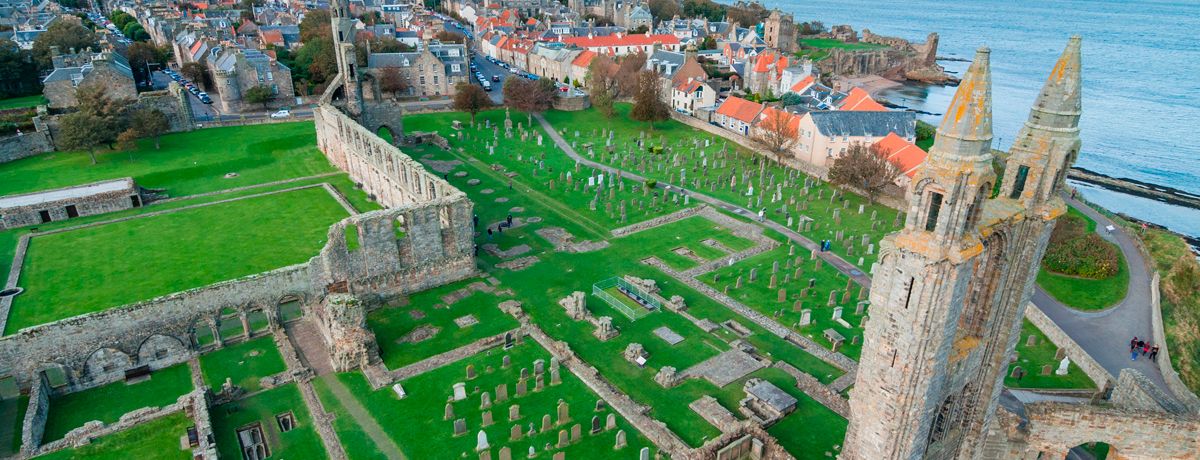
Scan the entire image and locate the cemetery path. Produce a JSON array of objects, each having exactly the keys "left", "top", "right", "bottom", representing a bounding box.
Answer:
[
  {"left": 535, "top": 114, "right": 871, "bottom": 289},
  {"left": 319, "top": 374, "right": 408, "bottom": 460},
  {"left": 1031, "top": 196, "right": 1171, "bottom": 393}
]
